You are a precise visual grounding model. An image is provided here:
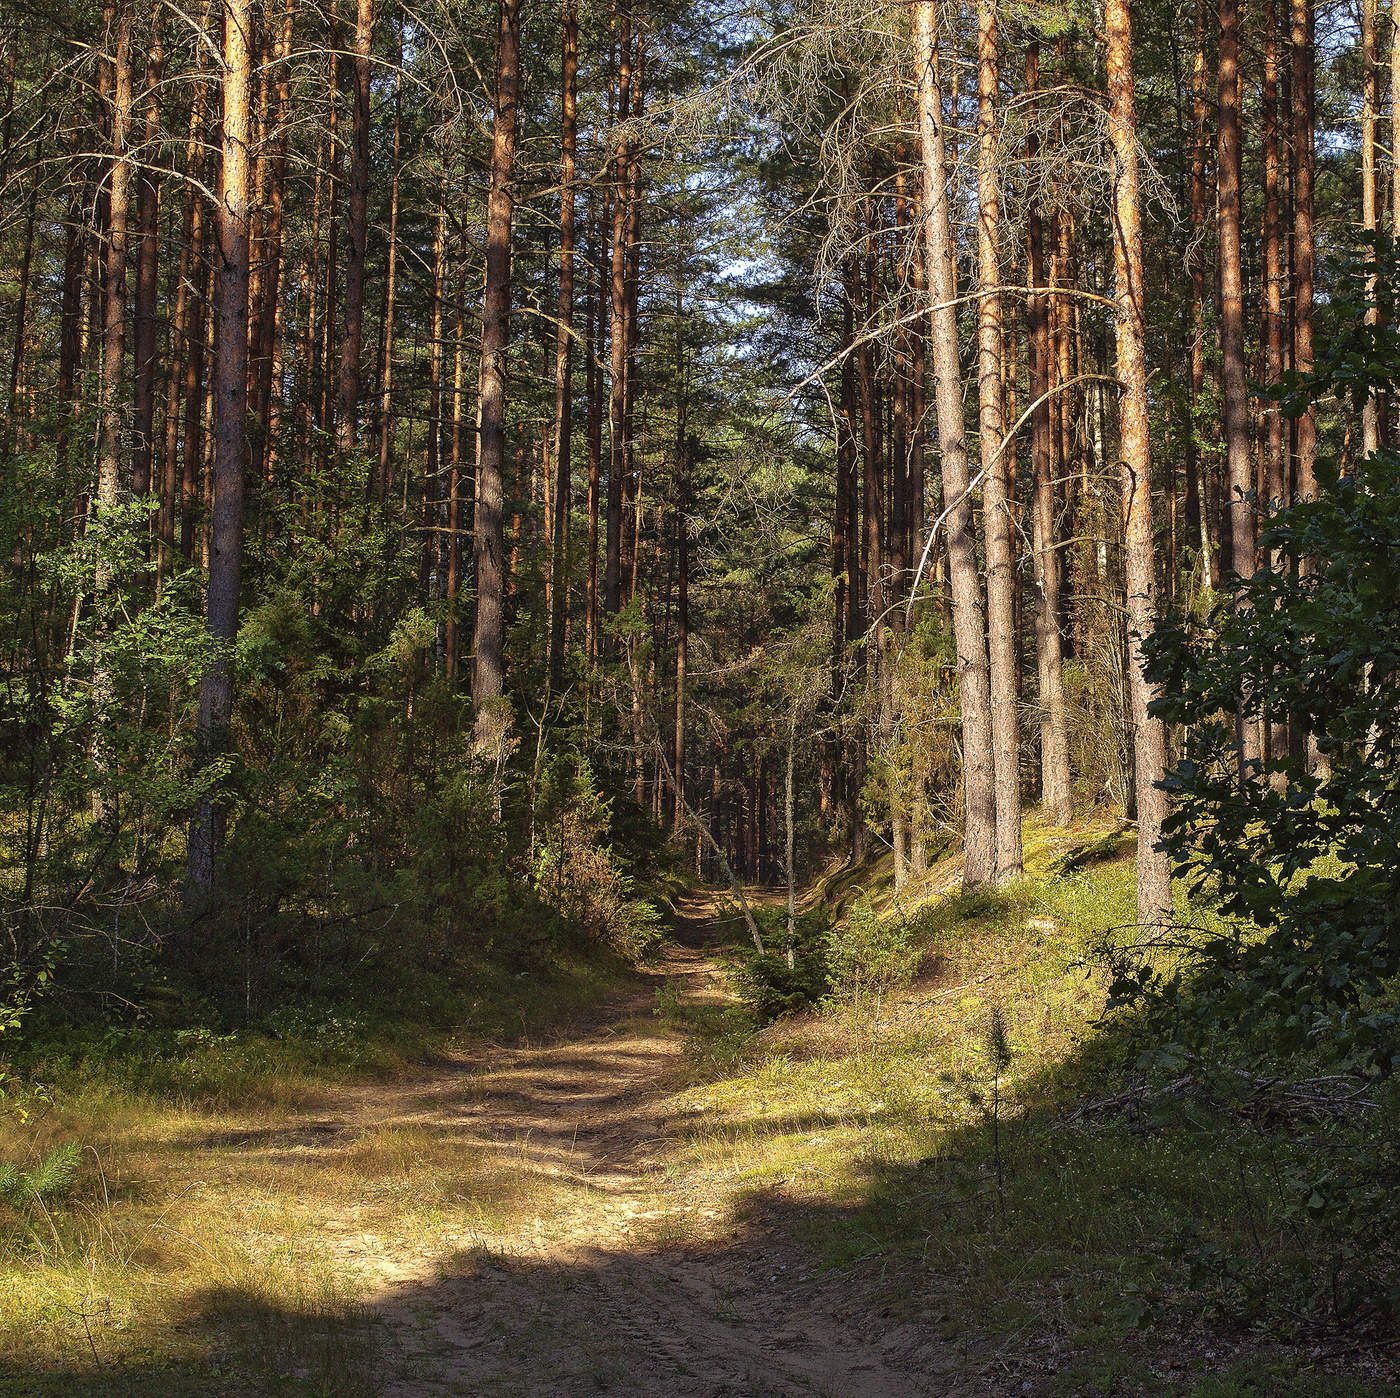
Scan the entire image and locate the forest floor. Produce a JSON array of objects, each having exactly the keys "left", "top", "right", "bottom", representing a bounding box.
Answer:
[{"left": 4, "top": 843, "right": 1399, "bottom": 1396}]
